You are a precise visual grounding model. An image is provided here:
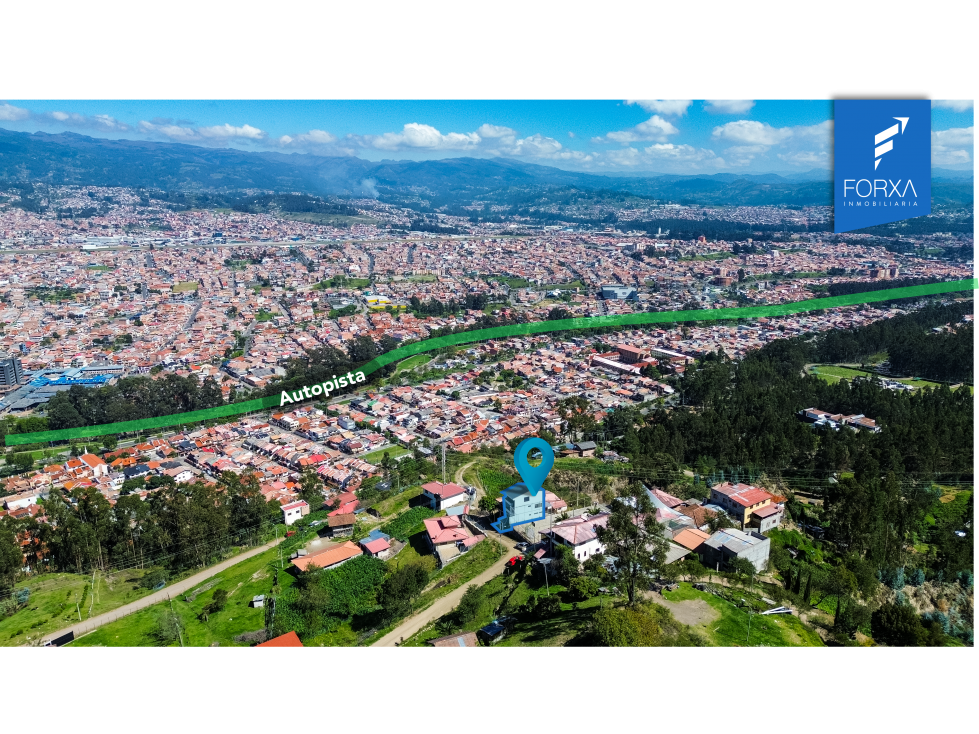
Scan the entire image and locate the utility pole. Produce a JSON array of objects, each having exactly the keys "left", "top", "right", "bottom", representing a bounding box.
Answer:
[
  {"left": 75, "top": 593, "right": 81, "bottom": 621},
  {"left": 169, "top": 595, "right": 184, "bottom": 647}
]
